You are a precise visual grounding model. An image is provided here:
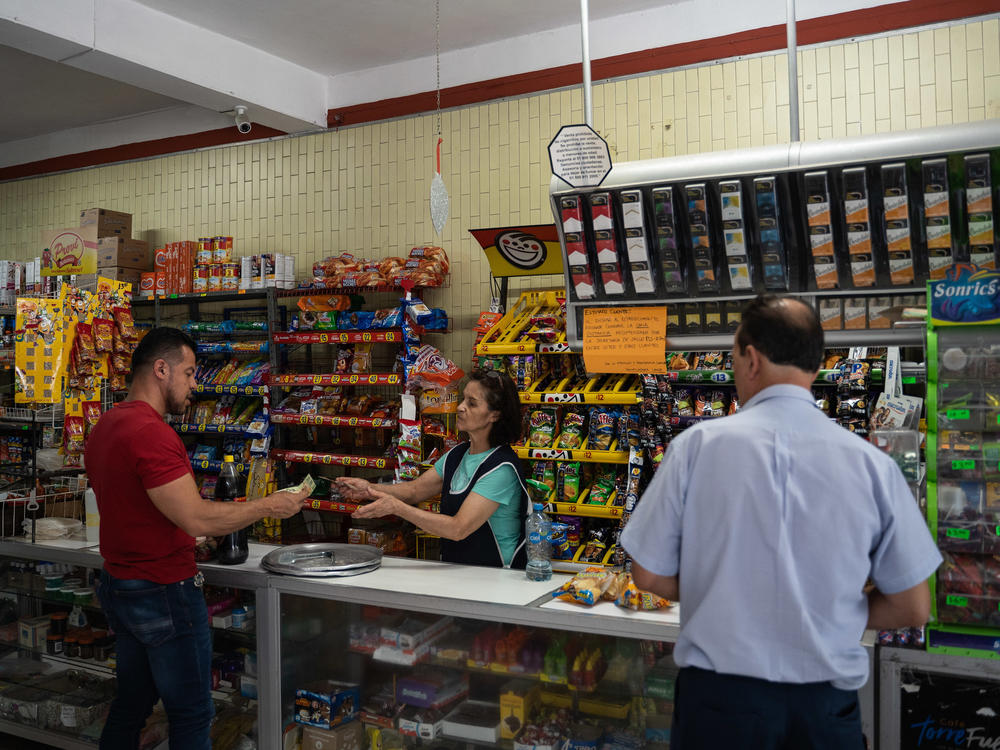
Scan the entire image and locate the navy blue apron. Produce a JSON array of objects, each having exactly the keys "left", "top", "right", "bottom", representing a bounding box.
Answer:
[{"left": 438, "top": 443, "right": 528, "bottom": 569}]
